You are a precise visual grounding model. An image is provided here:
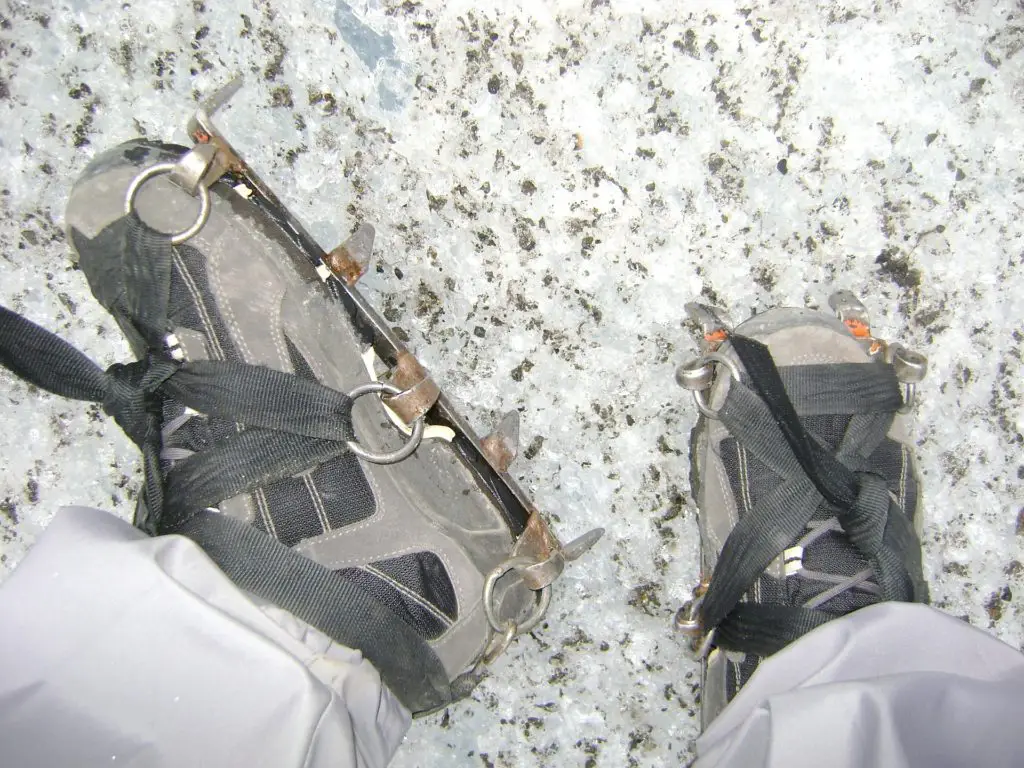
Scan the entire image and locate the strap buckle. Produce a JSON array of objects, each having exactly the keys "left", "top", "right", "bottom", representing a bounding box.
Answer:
[
  {"left": 481, "top": 513, "right": 603, "bottom": 665},
  {"left": 674, "top": 581, "right": 715, "bottom": 659}
]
